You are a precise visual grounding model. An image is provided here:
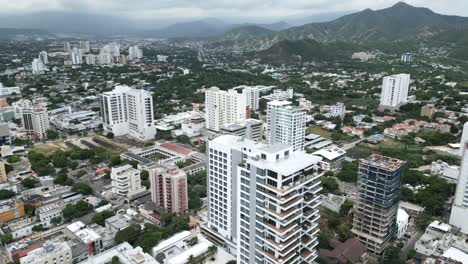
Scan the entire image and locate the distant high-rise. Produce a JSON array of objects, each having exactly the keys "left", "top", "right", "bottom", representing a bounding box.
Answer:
[
  {"left": 401, "top": 52, "right": 413, "bottom": 63},
  {"left": 21, "top": 106, "right": 49, "bottom": 140},
  {"left": 98, "top": 52, "right": 112, "bottom": 65},
  {"left": 379, "top": 74, "right": 410, "bottom": 111},
  {"left": 79, "top": 41, "right": 91, "bottom": 53},
  {"left": 38, "top": 51, "right": 48, "bottom": 65},
  {"left": 203, "top": 135, "right": 323, "bottom": 263},
  {"left": 450, "top": 122, "right": 468, "bottom": 234},
  {"left": 64, "top": 41, "right": 71, "bottom": 53},
  {"left": 99, "top": 85, "right": 156, "bottom": 141},
  {"left": 242, "top": 86, "right": 260, "bottom": 111},
  {"left": 85, "top": 54, "right": 96, "bottom": 65},
  {"left": 31, "top": 59, "right": 45, "bottom": 75},
  {"left": 266, "top": 100, "right": 306, "bottom": 151},
  {"left": 205, "top": 87, "right": 247, "bottom": 132},
  {"left": 149, "top": 166, "right": 188, "bottom": 215},
  {"left": 70, "top": 48, "right": 83, "bottom": 65},
  {"left": 128, "top": 46, "right": 143, "bottom": 61},
  {"left": 352, "top": 154, "right": 405, "bottom": 254}
]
